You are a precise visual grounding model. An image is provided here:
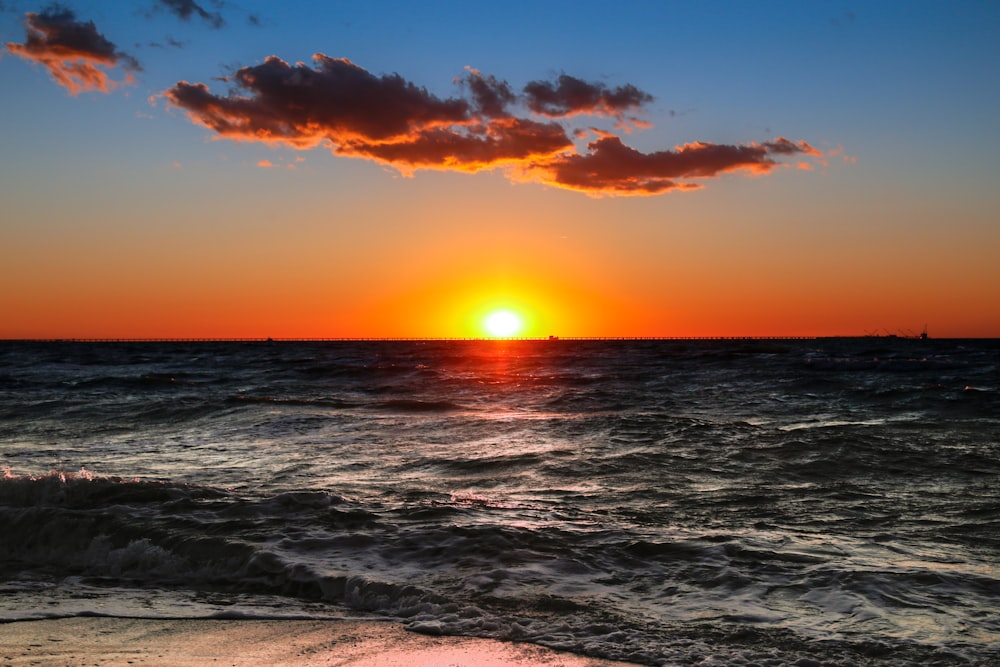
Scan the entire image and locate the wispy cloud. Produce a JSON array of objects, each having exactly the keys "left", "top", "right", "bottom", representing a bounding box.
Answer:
[
  {"left": 6, "top": 7, "right": 140, "bottom": 94},
  {"left": 153, "top": 0, "right": 224, "bottom": 29},
  {"left": 146, "top": 36, "right": 188, "bottom": 50},
  {"left": 165, "top": 54, "right": 819, "bottom": 196}
]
